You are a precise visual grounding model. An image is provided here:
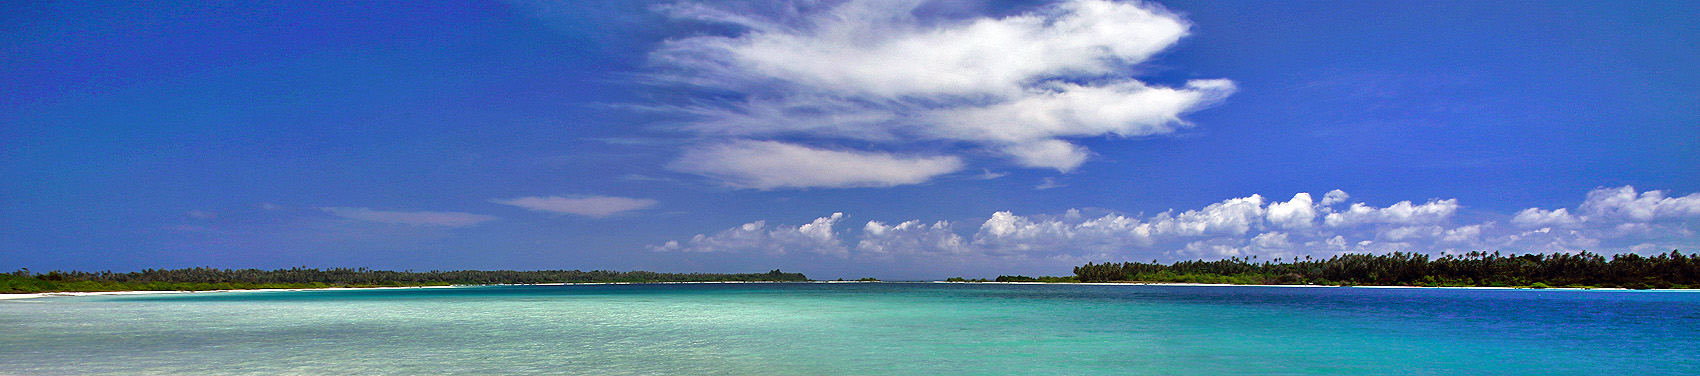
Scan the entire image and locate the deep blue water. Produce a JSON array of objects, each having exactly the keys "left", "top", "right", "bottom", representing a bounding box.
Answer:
[{"left": 2, "top": 283, "right": 1697, "bottom": 375}]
